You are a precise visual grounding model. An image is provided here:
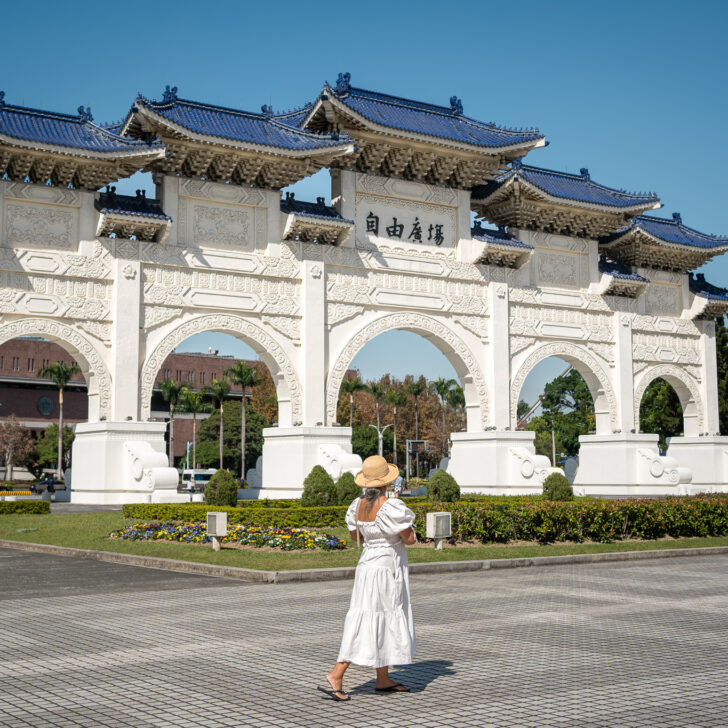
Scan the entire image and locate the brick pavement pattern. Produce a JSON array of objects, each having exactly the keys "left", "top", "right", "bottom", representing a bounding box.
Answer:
[{"left": 1, "top": 548, "right": 727, "bottom": 727}]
